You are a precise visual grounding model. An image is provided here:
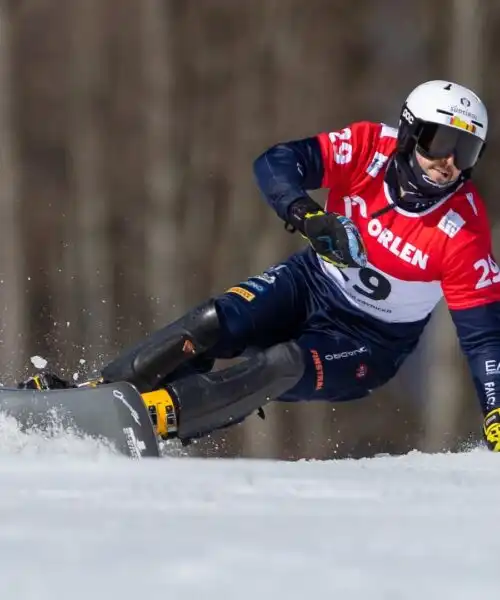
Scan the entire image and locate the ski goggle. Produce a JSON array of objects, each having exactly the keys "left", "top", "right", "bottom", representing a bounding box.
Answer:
[{"left": 416, "top": 121, "right": 484, "bottom": 171}]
